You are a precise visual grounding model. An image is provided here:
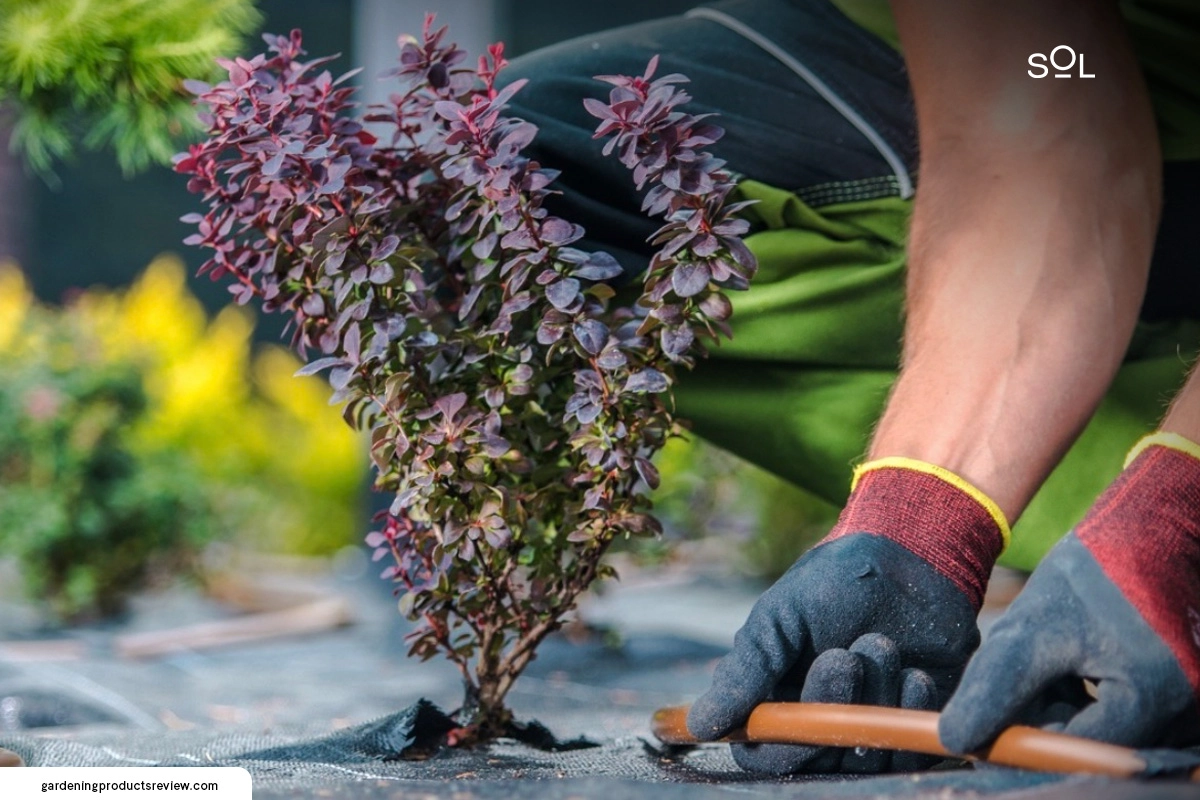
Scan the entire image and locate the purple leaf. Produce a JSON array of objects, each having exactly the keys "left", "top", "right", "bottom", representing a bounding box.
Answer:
[
  {"left": 624, "top": 368, "right": 669, "bottom": 394},
  {"left": 571, "top": 251, "right": 623, "bottom": 282},
  {"left": 342, "top": 323, "right": 362, "bottom": 361},
  {"left": 301, "top": 294, "right": 326, "bottom": 317},
  {"left": 262, "top": 151, "right": 285, "bottom": 176},
  {"left": 596, "top": 346, "right": 627, "bottom": 370},
  {"left": 498, "top": 121, "right": 537, "bottom": 153},
  {"left": 583, "top": 97, "right": 616, "bottom": 121},
  {"left": 699, "top": 292, "right": 733, "bottom": 322},
  {"left": 370, "top": 262, "right": 395, "bottom": 284},
  {"left": 472, "top": 231, "right": 498, "bottom": 259},
  {"left": 435, "top": 392, "right": 468, "bottom": 420},
  {"left": 537, "top": 321, "right": 565, "bottom": 345},
  {"left": 671, "top": 262, "right": 711, "bottom": 298},
  {"left": 692, "top": 234, "right": 720, "bottom": 257},
  {"left": 540, "top": 218, "right": 582, "bottom": 246},
  {"left": 501, "top": 227, "right": 538, "bottom": 250},
  {"left": 576, "top": 402, "right": 602, "bottom": 425},
  {"left": 295, "top": 356, "right": 344, "bottom": 376},
  {"left": 182, "top": 79, "right": 211, "bottom": 96},
  {"left": 572, "top": 319, "right": 609, "bottom": 355},
  {"left": 483, "top": 435, "right": 510, "bottom": 458},
  {"left": 661, "top": 324, "right": 694, "bottom": 357},
  {"left": 650, "top": 304, "right": 684, "bottom": 325},
  {"left": 375, "top": 235, "right": 400, "bottom": 260},
  {"left": 634, "top": 457, "right": 660, "bottom": 490},
  {"left": 329, "top": 366, "right": 353, "bottom": 390},
  {"left": 433, "top": 100, "right": 464, "bottom": 121},
  {"left": 460, "top": 283, "right": 485, "bottom": 319},
  {"left": 489, "top": 78, "right": 527, "bottom": 110},
  {"left": 546, "top": 278, "right": 580, "bottom": 311},
  {"left": 726, "top": 237, "right": 757, "bottom": 270}
]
